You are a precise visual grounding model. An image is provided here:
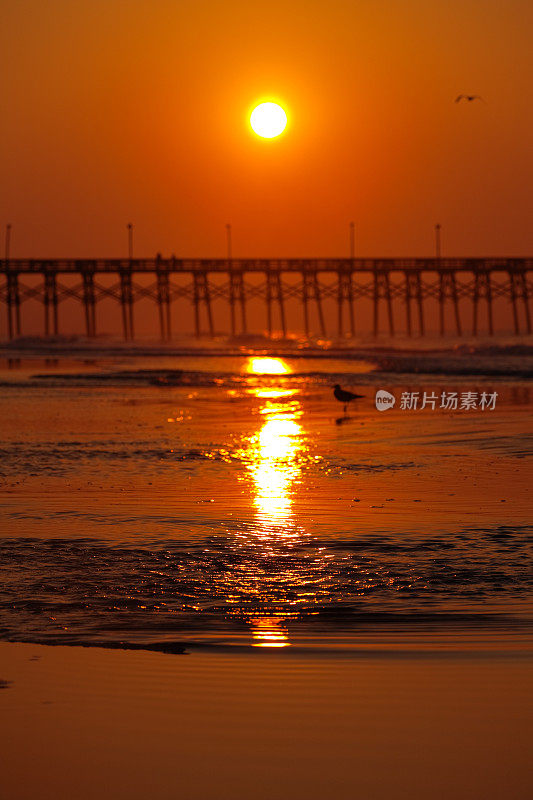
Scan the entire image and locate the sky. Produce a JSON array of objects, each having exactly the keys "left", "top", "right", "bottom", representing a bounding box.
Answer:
[{"left": 1, "top": 0, "right": 532, "bottom": 259}]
